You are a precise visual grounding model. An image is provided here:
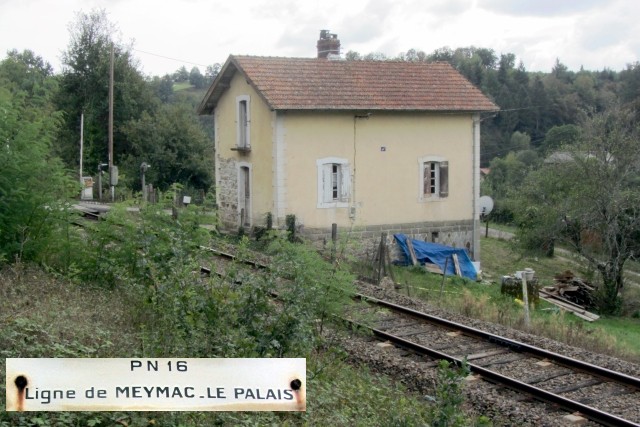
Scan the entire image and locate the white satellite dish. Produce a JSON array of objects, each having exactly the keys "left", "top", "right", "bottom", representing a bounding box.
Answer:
[{"left": 479, "top": 196, "right": 494, "bottom": 216}]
